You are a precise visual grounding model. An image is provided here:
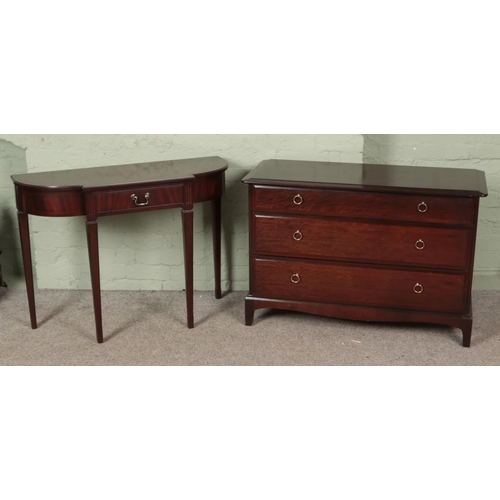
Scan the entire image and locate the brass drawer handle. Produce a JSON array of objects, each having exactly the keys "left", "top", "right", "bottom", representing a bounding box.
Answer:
[
  {"left": 417, "top": 201, "right": 428, "bottom": 213},
  {"left": 291, "top": 273, "right": 301, "bottom": 284},
  {"left": 131, "top": 192, "right": 150, "bottom": 206},
  {"left": 293, "top": 194, "right": 303, "bottom": 205},
  {"left": 293, "top": 230, "right": 303, "bottom": 241},
  {"left": 415, "top": 239, "right": 425, "bottom": 250},
  {"left": 413, "top": 283, "right": 424, "bottom": 294}
]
